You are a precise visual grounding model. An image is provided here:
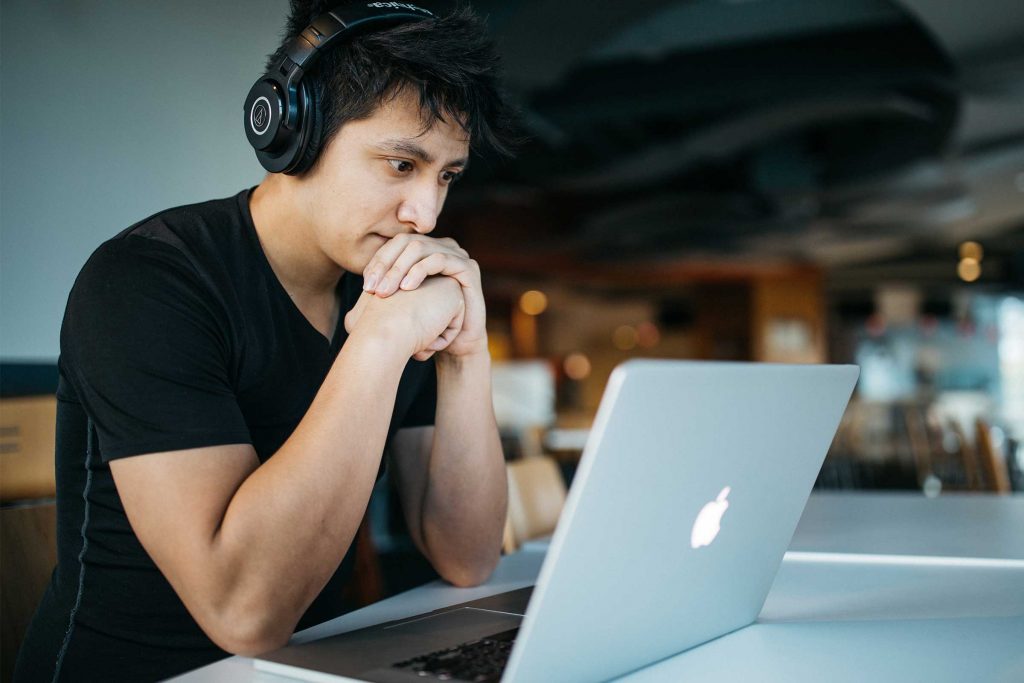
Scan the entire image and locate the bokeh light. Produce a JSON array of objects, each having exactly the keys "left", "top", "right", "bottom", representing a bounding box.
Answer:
[
  {"left": 563, "top": 352, "right": 592, "bottom": 380},
  {"left": 636, "top": 321, "right": 660, "bottom": 348},
  {"left": 958, "top": 241, "right": 984, "bottom": 261},
  {"left": 519, "top": 290, "right": 548, "bottom": 316},
  {"left": 957, "top": 257, "right": 981, "bottom": 282},
  {"left": 612, "top": 325, "right": 638, "bottom": 350}
]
